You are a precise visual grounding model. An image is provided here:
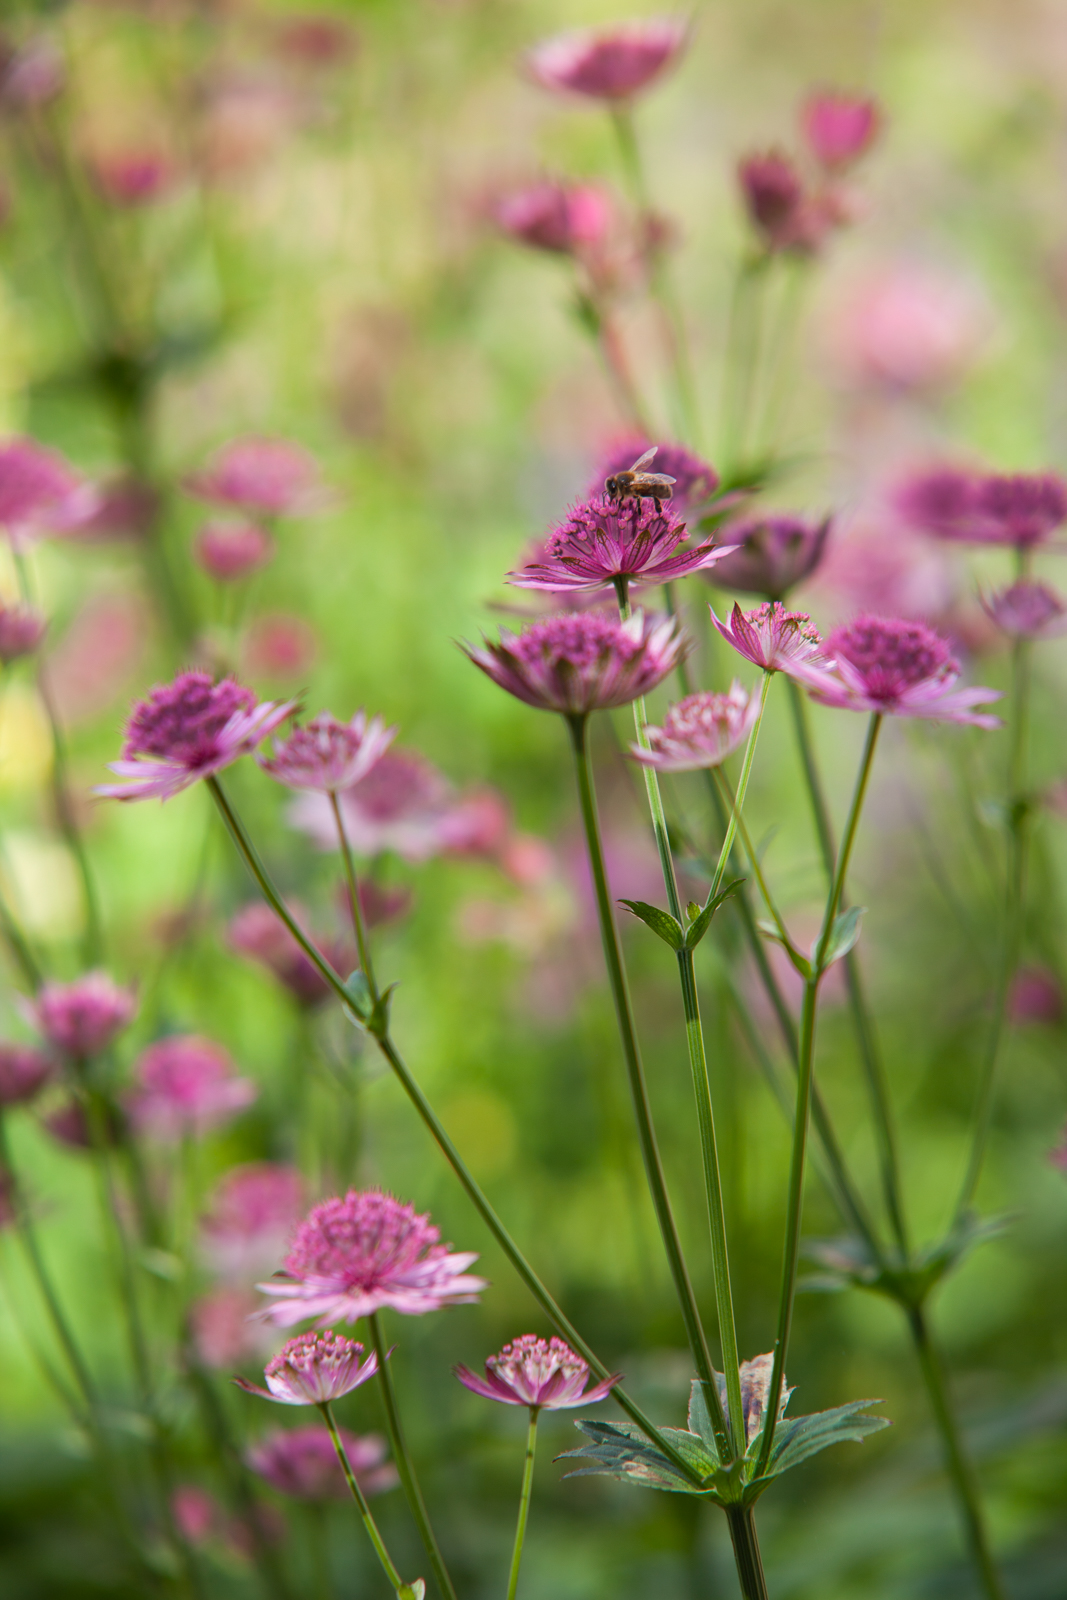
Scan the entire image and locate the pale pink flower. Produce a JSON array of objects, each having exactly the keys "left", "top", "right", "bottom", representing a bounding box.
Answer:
[
  {"left": 72, "top": 477, "right": 159, "bottom": 541},
  {"left": 186, "top": 437, "right": 323, "bottom": 518},
  {"left": 495, "top": 181, "right": 612, "bottom": 256},
  {"left": 47, "top": 592, "right": 148, "bottom": 727},
  {"left": 801, "top": 91, "right": 880, "bottom": 170},
  {"left": 199, "top": 1164, "right": 303, "bottom": 1280},
  {"left": 1009, "top": 967, "right": 1063, "bottom": 1026},
  {"left": 630, "top": 681, "right": 760, "bottom": 772},
  {"left": 897, "top": 466, "right": 1067, "bottom": 548},
  {"left": 465, "top": 610, "right": 685, "bottom": 716},
  {"left": 830, "top": 267, "right": 990, "bottom": 393},
  {"left": 194, "top": 520, "right": 274, "bottom": 582},
  {"left": 0, "top": 603, "right": 46, "bottom": 664},
  {"left": 248, "top": 1425, "right": 396, "bottom": 1500},
  {"left": 128, "top": 1035, "right": 257, "bottom": 1141},
  {"left": 256, "top": 1189, "right": 485, "bottom": 1329},
  {"left": 235, "top": 1330, "right": 380, "bottom": 1404},
  {"left": 0, "top": 438, "right": 99, "bottom": 549},
  {"left": 0, "top": 1043, "right": 52, "bottom": 1106},
  {"left": 814, "top": 519, "right": 956, "bottom": 623},
  {"left": 33, "top": 972, "right": 136, "bottom": 1057},
  {"left": 456, "top": 1334, "right": 619, "bottom": 1410},
  {"left": 228, "top": 901, "right": 352, "bottom": 1008},
  {"left": 243, "top": 614, "right": 317, "bottom": 679},
  {"left": 710, "top": 601, "right": 839, "bottom": 689},
  {"left": 590, "top": 439, "right": 719, "bottom": 519},
  {"left": 190, "top": 1287, "right": 280, "bottom": 1370},
  {"left": 433, "top": 787, "right": 511, "bottom": 857},
  {"left": 525, "top": 17, "right": 687, "bottom": 101},
  {"left": 0, "top": 39, "right": 64, "bottom": 109},
  {"left": 811, "top": 616, "right": 1002, "bottom": 726},
  {"left": 172, "top": 1486, "right": 219, "bottom": 1547},
  {"left": 259, "top": 710, "right": 395, "bottom": 792},
  {"left": 92, "top": 152, "right": 177, "bottom": 207},
  {"left": 710, "top": 514, "right": 830, "bottom": 600},
  {"left": 98, "top": 670, "right": 296, "bottom": 801},
  {"left": 510, "top": 498, "right": 733, "bottom": 595},
  {"left": 982, "top": 581, "right": 1067, "bottom": 641}
]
